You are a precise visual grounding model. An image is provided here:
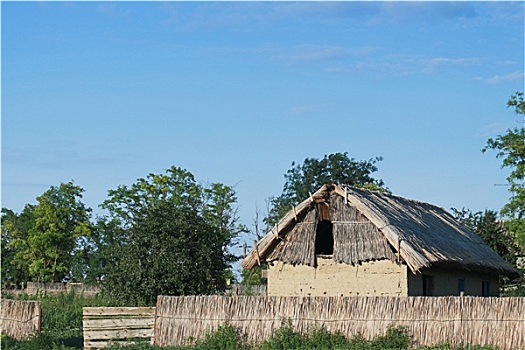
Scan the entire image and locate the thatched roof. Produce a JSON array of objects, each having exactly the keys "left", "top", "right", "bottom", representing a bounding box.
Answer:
[{"left": 242, "top": 184, "right": 521, "bottom": 279}]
